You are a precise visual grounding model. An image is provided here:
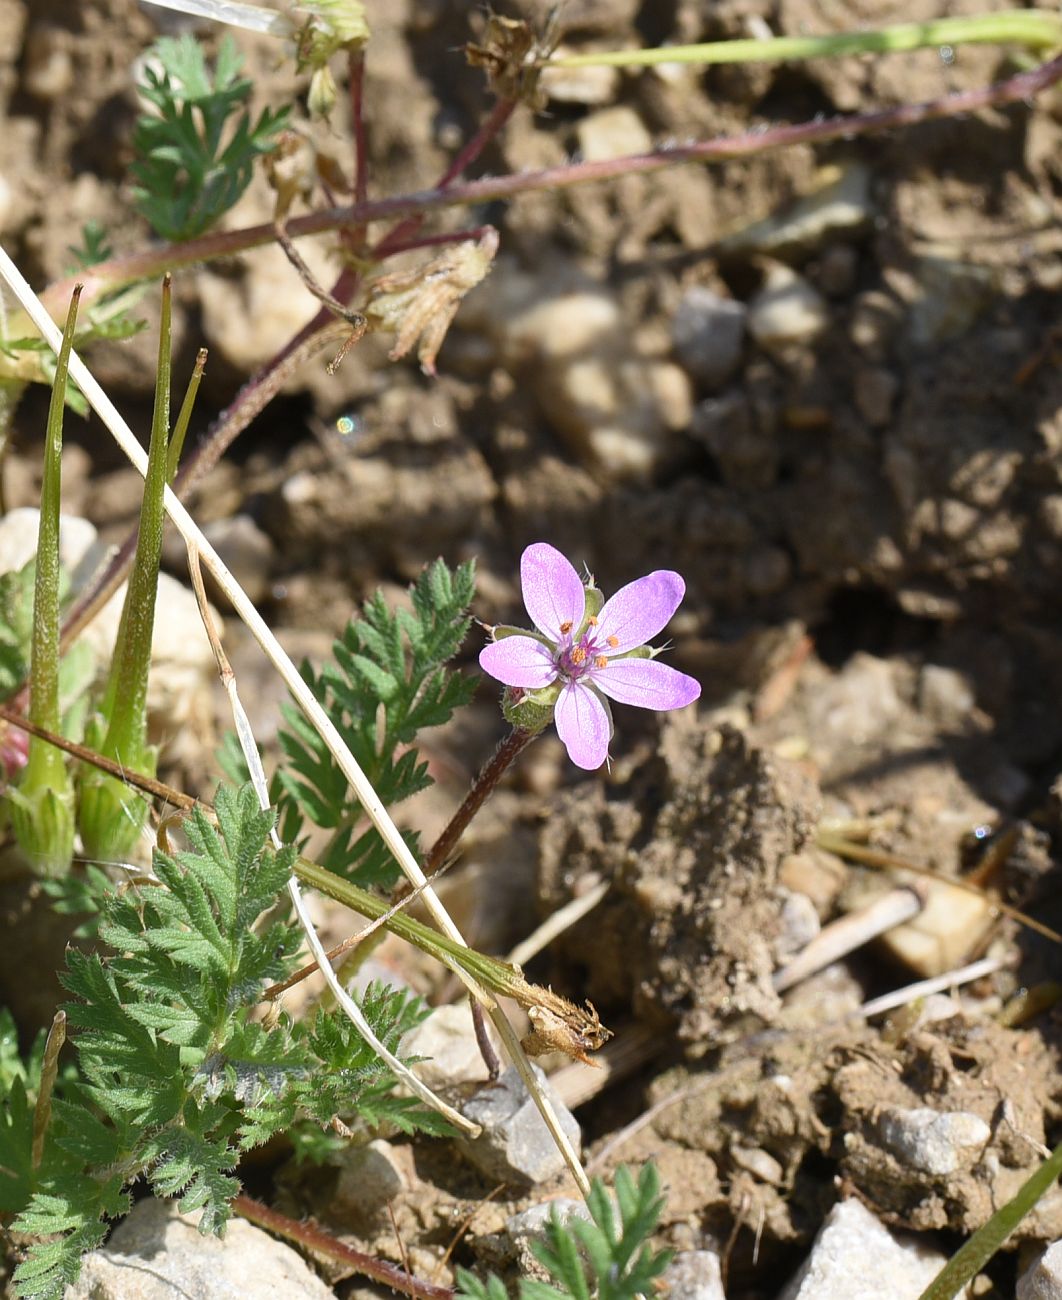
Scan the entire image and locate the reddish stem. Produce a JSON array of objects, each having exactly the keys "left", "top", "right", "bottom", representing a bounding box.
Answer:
[
  {"left": 372, "top": 97, "right": 517, "bottom": 260},
  {"left": 233, "top": 1194, "right": 454, "bottom": 1300},
  {"left": 349, "top": 48, "right": 369, "bottom": 209},
  {"left": 424, "top": 728, "right": 536, "bottom": 874},
  {"left": 41, "top": 51, "right": 1062, "bottom": 316}
]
